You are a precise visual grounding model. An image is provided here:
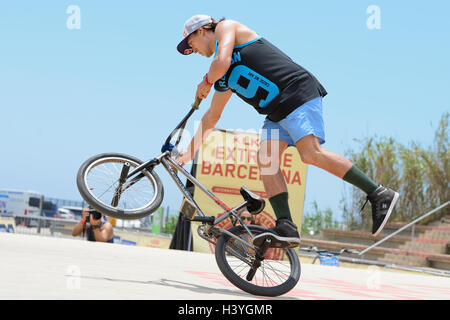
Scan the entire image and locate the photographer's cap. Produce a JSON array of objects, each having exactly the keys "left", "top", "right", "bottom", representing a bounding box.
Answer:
[{"left": 177, "top": 14, "right": 213, "bottom": 55}]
